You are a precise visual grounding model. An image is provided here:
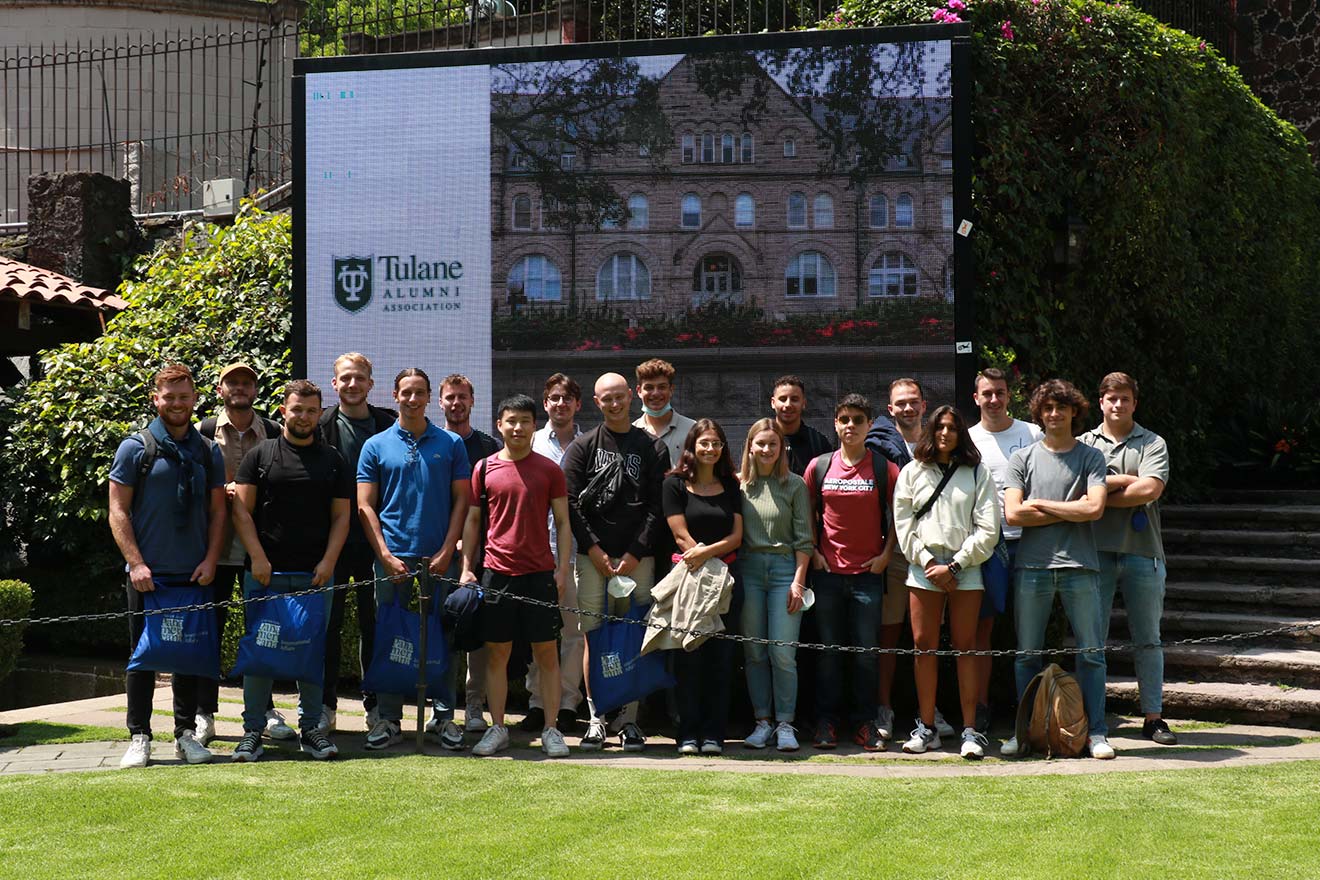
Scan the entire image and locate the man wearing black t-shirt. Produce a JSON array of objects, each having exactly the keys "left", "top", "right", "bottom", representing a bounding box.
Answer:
[
  {"left": 231, "top": 379, "right": 353, "bottom": 762},
  {"left": 770, "top": 375, "right": 836, "bottom": 476},
  {"left": 317, "top": 352, "right": 396, "bottom": 733}
]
